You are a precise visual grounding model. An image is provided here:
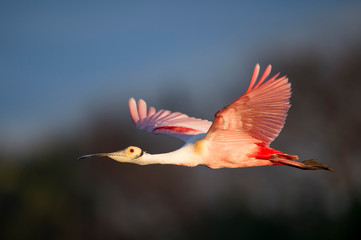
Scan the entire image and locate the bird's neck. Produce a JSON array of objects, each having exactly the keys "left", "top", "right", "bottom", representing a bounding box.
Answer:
[{"left": 134, "top": 144, "right": 202, "bottom": 167}]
